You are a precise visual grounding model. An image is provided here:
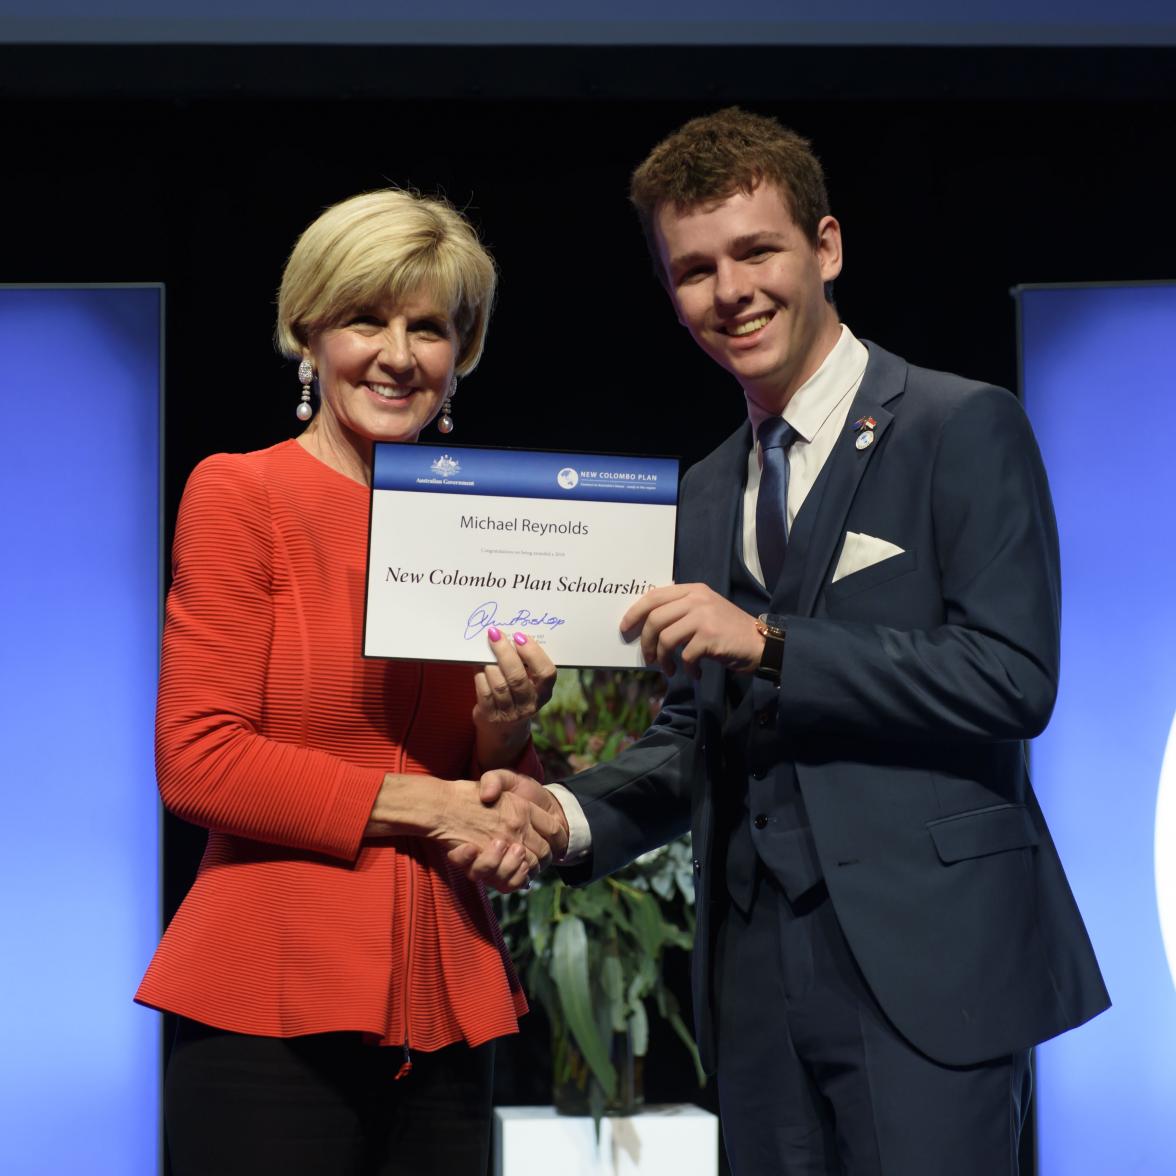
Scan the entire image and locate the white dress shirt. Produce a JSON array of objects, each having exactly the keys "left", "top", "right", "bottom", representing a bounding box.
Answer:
[
  {"left": 550, "top": 325, "right": 870, "bottom": 861},
  {"left": 741, "top": 324, "right": 869, "bottom": 584}
]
